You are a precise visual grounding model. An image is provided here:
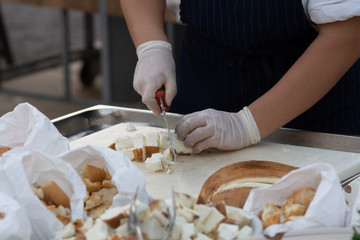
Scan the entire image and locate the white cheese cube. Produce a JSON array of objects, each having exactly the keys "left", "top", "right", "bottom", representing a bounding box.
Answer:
[{"left": 217, "top": 223, "right": 239, "bottom": 240}]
